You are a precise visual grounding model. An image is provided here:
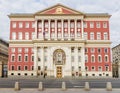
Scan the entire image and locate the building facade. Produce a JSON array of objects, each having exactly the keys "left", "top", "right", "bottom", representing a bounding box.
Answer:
[
  {"left": 112, "top": 44, "right": 120, "bottom": 78},
  {"left": 0, "top": 38, "right": 9, "bottom": 77},
  {"left": 8, "top": 4, "right": 112, "bottom": 78}
]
